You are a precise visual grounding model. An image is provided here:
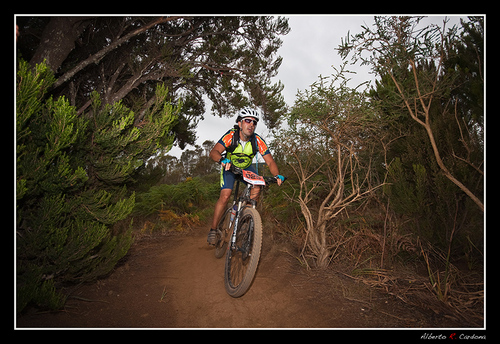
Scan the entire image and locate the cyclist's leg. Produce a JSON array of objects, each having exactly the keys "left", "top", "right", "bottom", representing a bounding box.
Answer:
[
  {"left": 209, "top": 168, "right": 235, "bottom": 237},
  {"left": 211, "top": 188, "right": 232, "bottom": 229},
  {"left": 243, "top": 165, "right": 261, "bottom": 202},
  {"left": 250, "top": 185, "right": 261, "bottom": 202}
]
